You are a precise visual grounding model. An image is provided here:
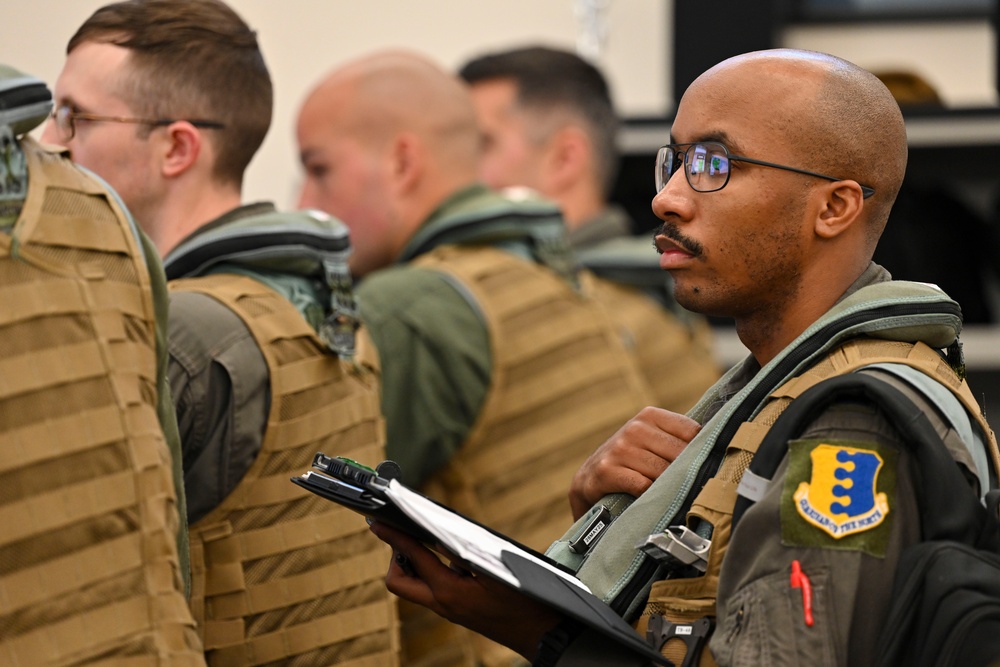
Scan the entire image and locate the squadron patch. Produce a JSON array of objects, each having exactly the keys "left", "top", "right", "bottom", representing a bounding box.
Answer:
[{"left": 781, "top": 439, "right": 897, "bottom": 556}]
